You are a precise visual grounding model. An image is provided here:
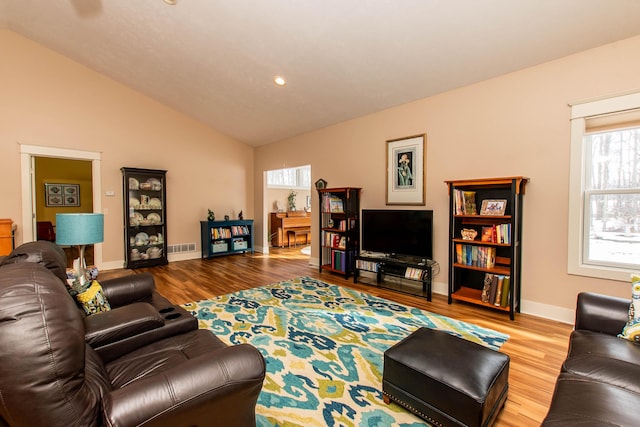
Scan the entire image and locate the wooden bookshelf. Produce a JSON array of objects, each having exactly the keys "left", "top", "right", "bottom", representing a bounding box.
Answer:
[
  {"left": 445, "top": 177, "right": 528, "bottom": 320},
  {"left": 317, "top": 187, "right": 361, "bottom": 279},
  {"left": 200, "top": 219, "right": 254, "bottom": 259}
]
